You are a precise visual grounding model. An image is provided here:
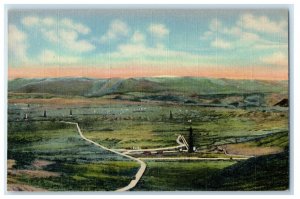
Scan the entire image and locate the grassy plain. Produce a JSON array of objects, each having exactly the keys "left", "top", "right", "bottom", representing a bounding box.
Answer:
[
  {"left": 134, "top": 151, "right": 289, "bottom": 191},
  {"left": 7, "top": 121, "right": 139, "bottom": 191},
  {"left": 134, "top": 160, "right": 237, "bottom": 191},
  {"left": 7, "top": 77, "right": 289, "bottom": 191}
]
